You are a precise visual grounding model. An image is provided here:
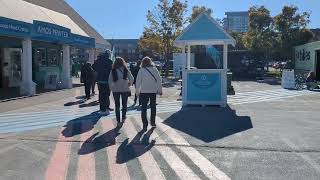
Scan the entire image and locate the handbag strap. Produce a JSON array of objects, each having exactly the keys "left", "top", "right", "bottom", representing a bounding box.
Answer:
[{"left": 145, "top": 68, "right": 157, "bottom": 82}]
